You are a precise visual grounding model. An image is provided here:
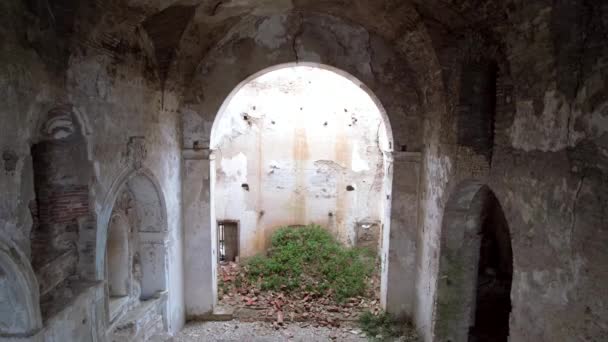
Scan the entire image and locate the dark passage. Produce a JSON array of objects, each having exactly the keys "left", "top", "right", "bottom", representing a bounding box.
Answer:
[{"left": 469, "top": 194, "right": 513, "bottom": 342}]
